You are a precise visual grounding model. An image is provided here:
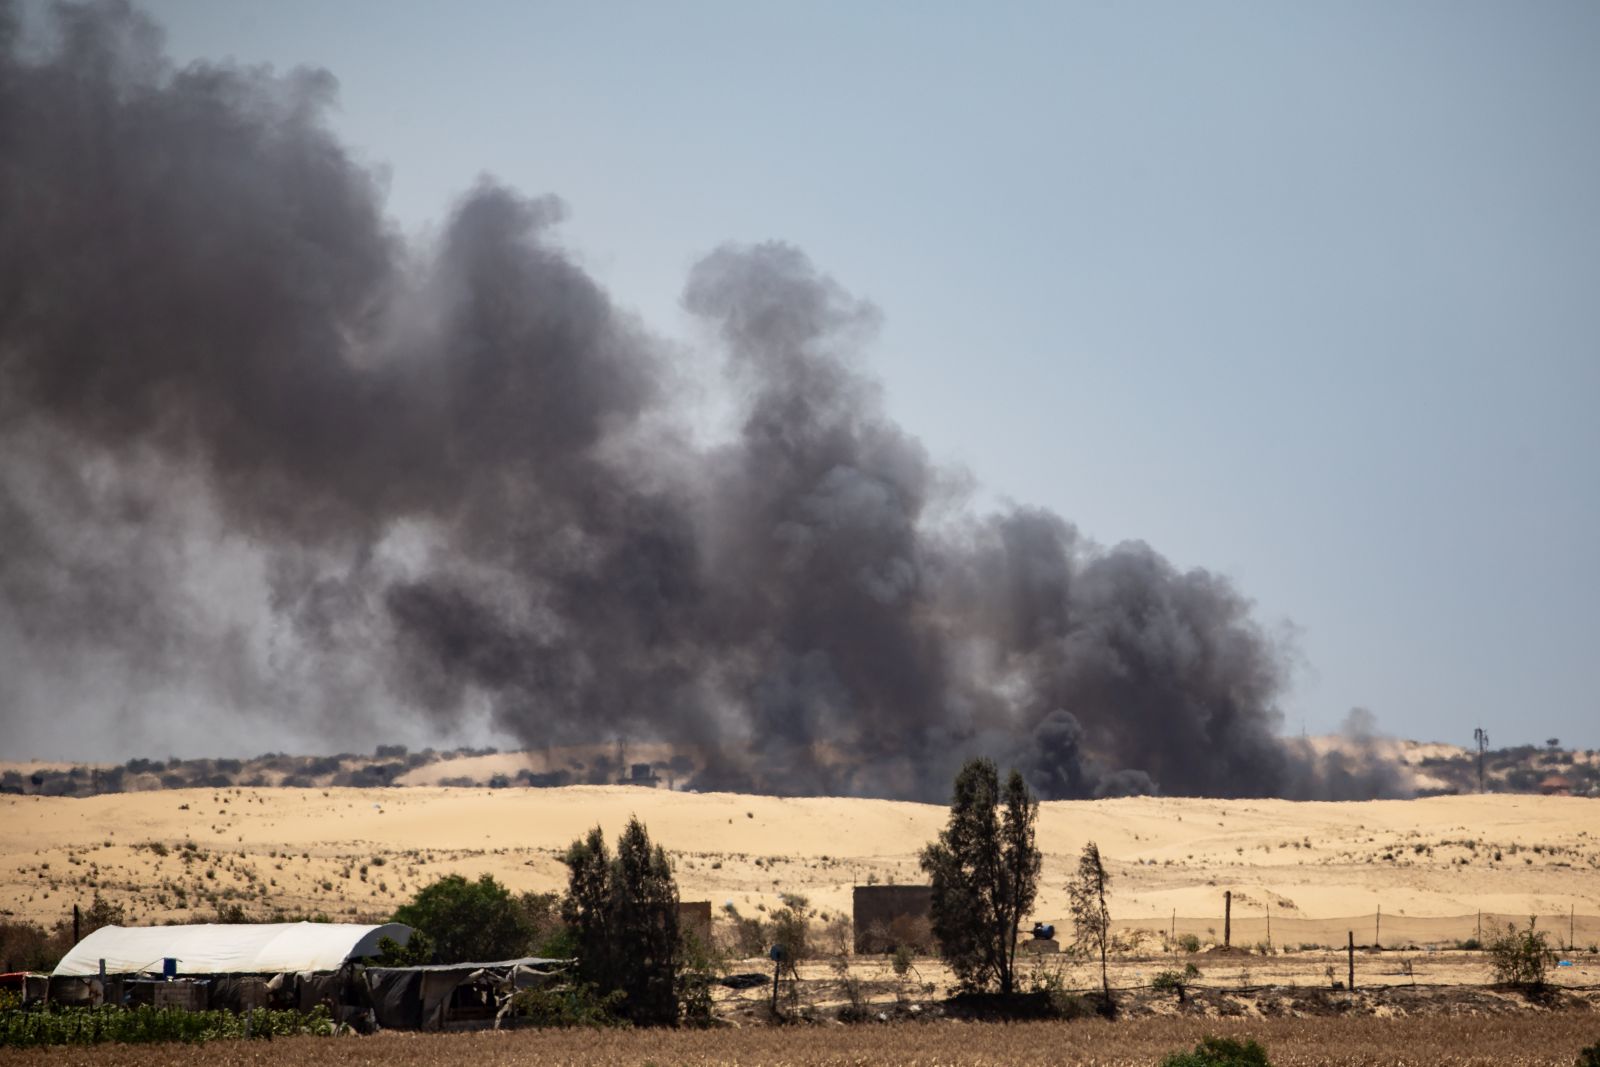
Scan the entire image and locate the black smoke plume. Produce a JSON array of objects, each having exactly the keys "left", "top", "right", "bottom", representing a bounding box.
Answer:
[{"left": 0, "top": 2, "right": 1410, "bottom": 800}]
